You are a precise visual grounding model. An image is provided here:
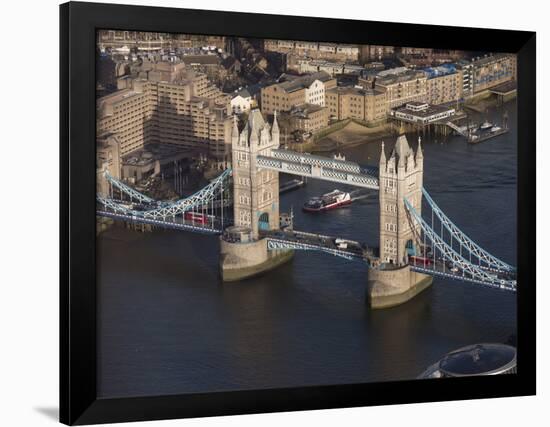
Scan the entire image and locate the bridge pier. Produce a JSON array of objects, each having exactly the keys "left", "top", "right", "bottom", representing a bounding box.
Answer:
[
  {"left": 220, "top": 229, "right": 293, "bottom": 281},
  {"left": 367, "top": 264, "right": 433, "bottom": 309}
]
